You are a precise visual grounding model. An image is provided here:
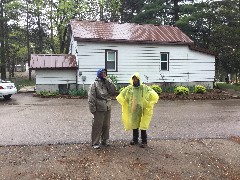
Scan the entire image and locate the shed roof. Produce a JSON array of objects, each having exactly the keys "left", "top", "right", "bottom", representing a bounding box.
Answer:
[
  {"left": 30, "top": 54, "right": 77, "bottom": 70},
  {"left": 70, "top": 20, "right": 194, "bottom": 45}
]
